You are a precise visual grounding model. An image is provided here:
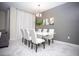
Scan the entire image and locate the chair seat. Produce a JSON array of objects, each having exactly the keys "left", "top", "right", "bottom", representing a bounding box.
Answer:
[
  {"left": 37, "top": 34, "right": 43, "bottom": 38},
  {"left": 35, "top": 38, "right": 45, "bottom": 44},
  {"left": 27, "top": 36, "right": 31, "bottom": 41}
]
